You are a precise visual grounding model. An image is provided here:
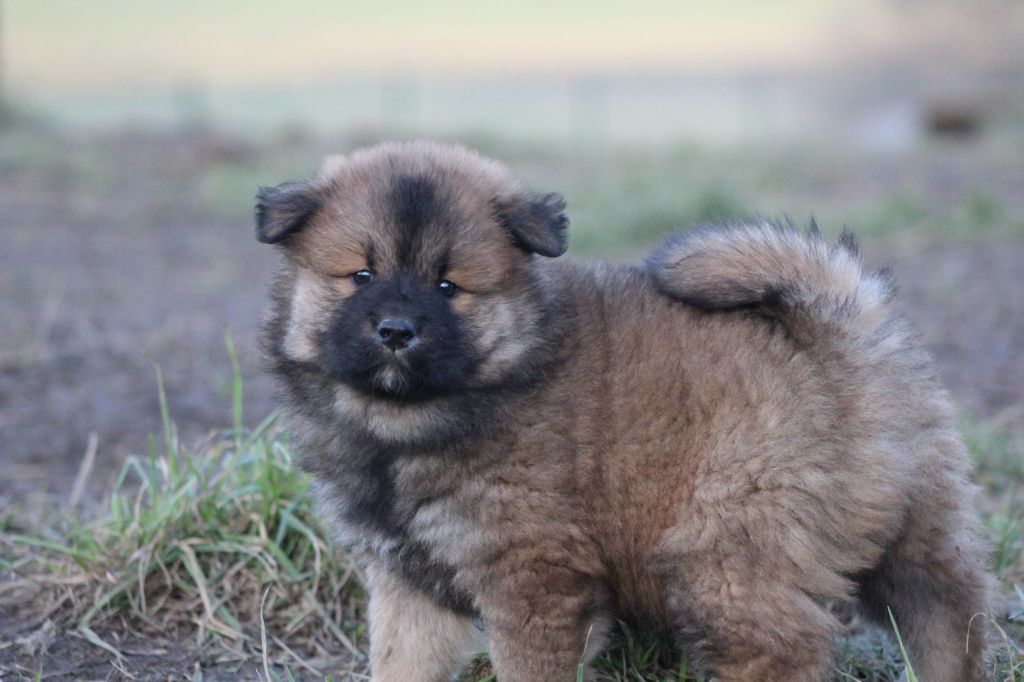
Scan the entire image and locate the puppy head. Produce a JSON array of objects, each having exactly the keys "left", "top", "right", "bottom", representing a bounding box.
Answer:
[{"left": 257, "top": 142, "right": 568, "bottom": 407}]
